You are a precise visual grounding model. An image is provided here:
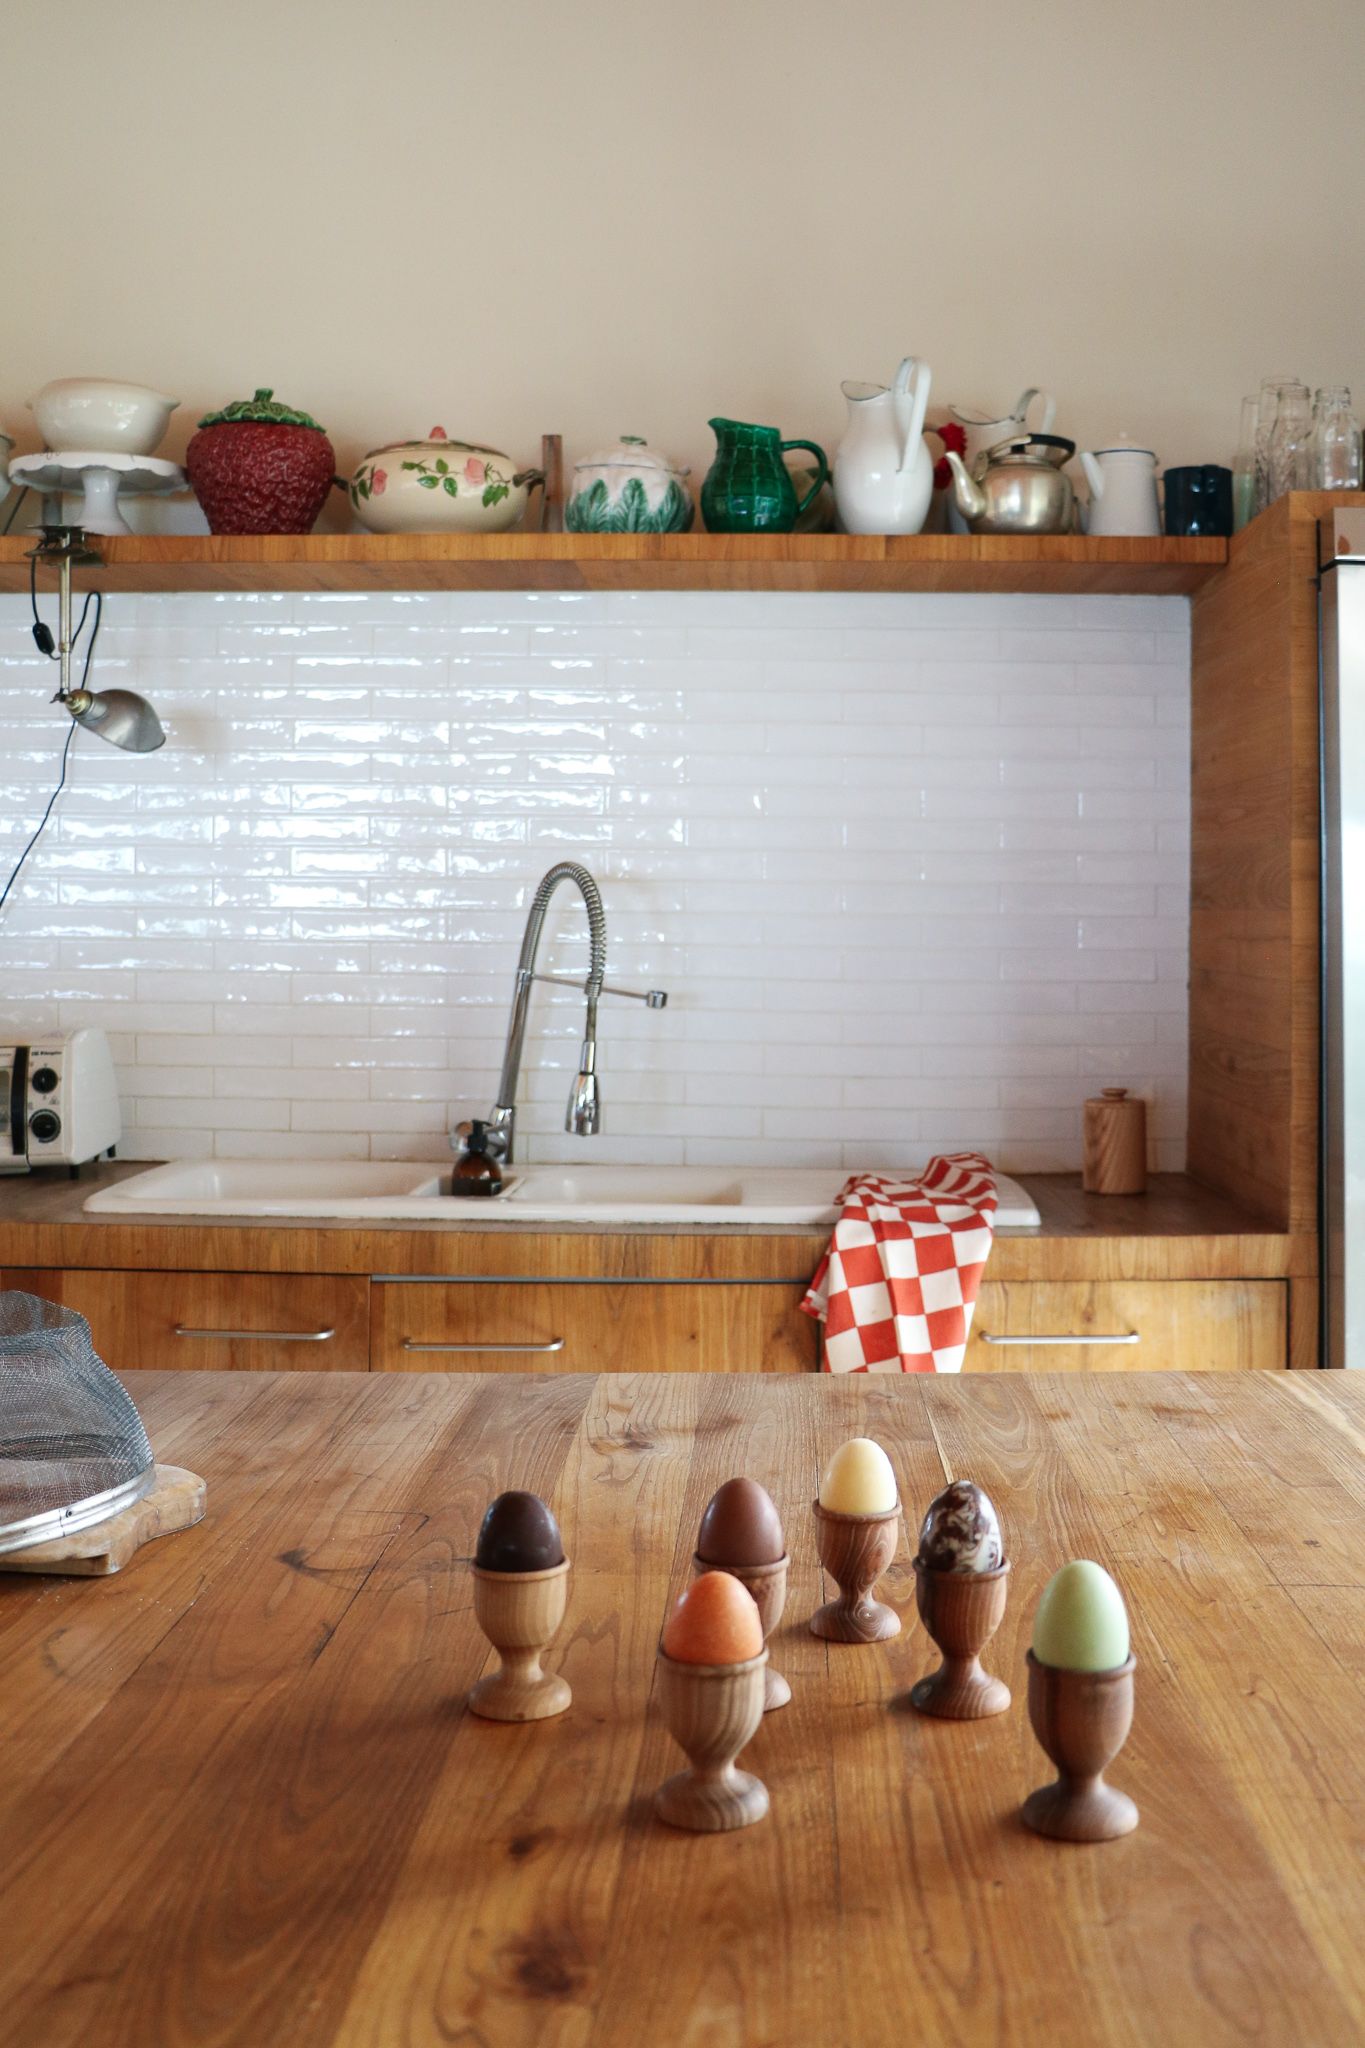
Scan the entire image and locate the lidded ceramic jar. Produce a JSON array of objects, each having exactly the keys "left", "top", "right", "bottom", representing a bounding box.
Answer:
[
  {"left": 565, "top": 436, "right": 693, "bottom": 532},
  {"left": 349, "top": 427, "right": 542, "bottom": 534},
  {"left": 186, "top": 389, "right": 336, "bottom": 534}
]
